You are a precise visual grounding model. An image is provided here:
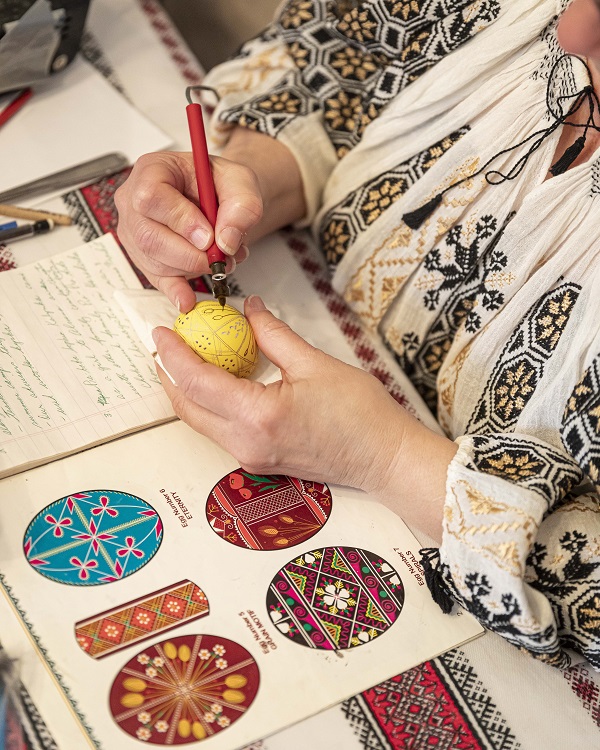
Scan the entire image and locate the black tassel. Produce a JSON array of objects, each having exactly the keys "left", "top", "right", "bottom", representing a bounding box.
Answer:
[
  {"left": 402, "top": 193, "right": 443, "bottom": 230},
  {"left": 550, "top": 134, "right": 586, "bottom": 176},
  {"left": 419, "top": 547, "right": 455, "bottom": 614}
]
